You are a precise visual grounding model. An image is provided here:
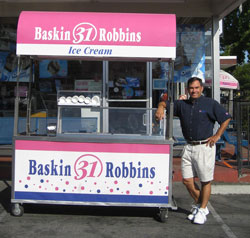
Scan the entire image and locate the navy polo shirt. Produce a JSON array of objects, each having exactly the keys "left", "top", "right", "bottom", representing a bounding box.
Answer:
[{"left": 168, "top": 96, "right": 231, "bottom": 141}]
